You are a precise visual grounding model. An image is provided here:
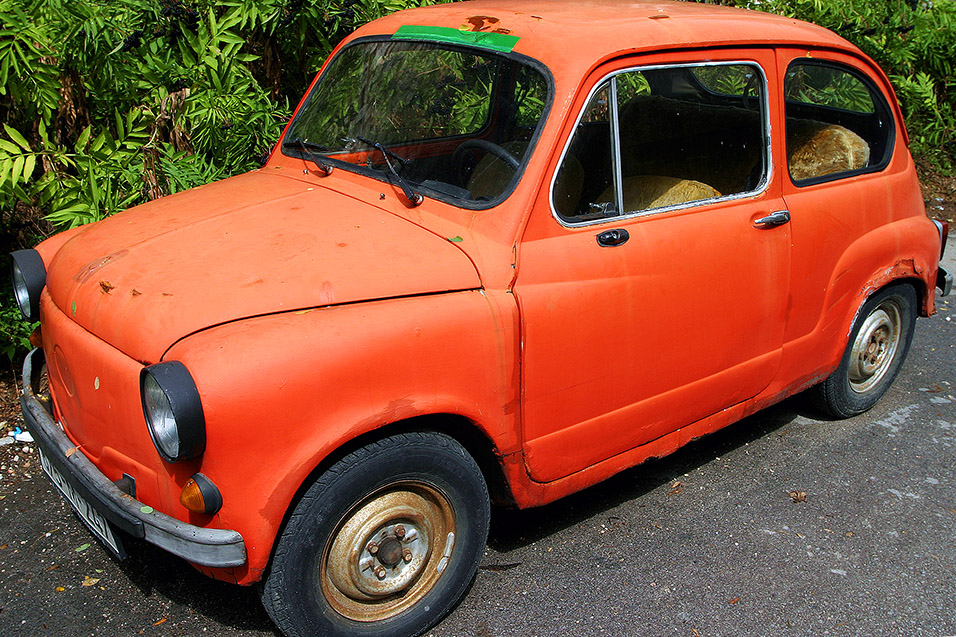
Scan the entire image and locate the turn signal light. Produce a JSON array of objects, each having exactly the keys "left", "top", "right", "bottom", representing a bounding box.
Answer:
[{"left": 180, "top": 473, "right": 223, "bottom": 515}]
